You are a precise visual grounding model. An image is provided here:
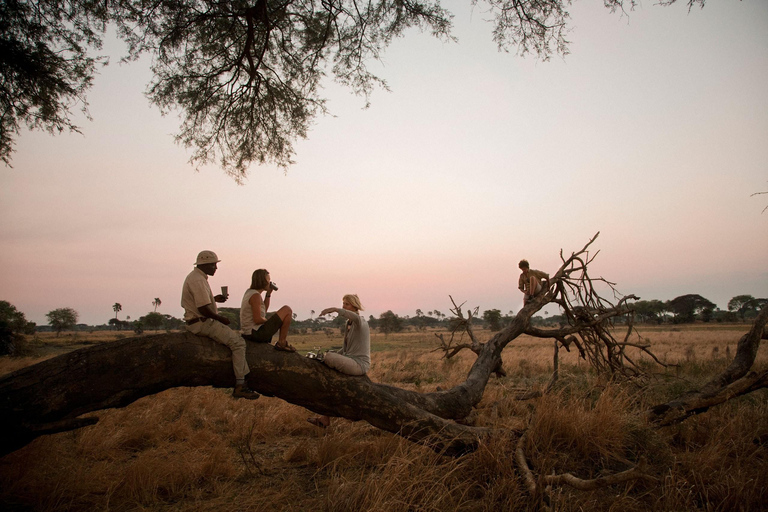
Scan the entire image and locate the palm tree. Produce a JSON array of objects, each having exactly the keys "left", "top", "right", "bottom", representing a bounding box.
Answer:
[
  {"left": 113, "top": 303, "right": 122, "bottom": 319},
  {"left": 153, "top": 298, "right": 162, "bottom": 312}
]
